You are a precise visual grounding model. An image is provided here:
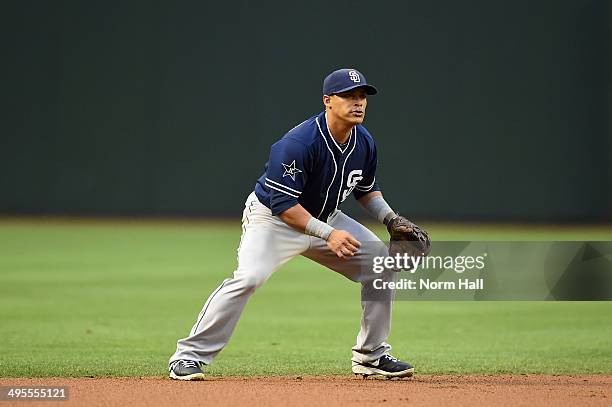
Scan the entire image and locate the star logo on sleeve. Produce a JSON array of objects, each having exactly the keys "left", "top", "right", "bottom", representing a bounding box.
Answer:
[{"left": 282, "top": 160, "right": 302, "bottom": 181}]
